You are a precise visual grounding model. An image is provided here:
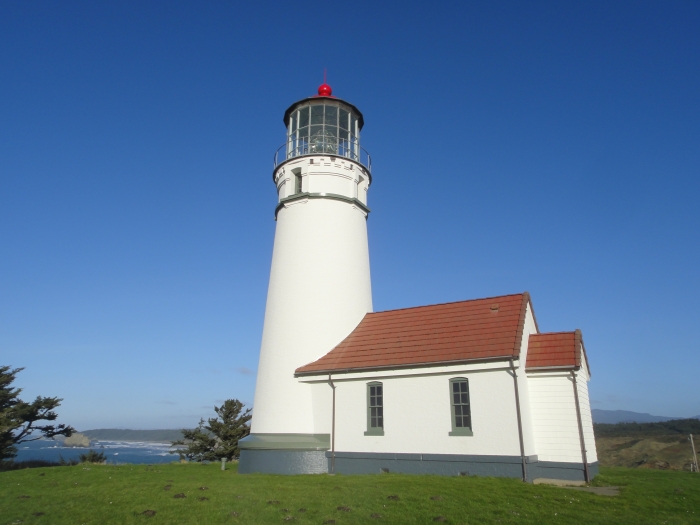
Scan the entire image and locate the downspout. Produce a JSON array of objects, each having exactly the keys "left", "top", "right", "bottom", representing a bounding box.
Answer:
[
  {"left": 570, "top": 369, "right": 590, "bottom": 482},
  {"left": 510, "top": 358, "right": 528, "bottom": 482},
  {"left": 328, "top": 374, "right": 336, "bottom": 474}
]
